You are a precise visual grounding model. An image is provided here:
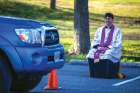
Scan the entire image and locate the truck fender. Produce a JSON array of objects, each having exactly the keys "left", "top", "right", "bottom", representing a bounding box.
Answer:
[{"left": 0, "top": 36, "right": 24, "bottom": 72}]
